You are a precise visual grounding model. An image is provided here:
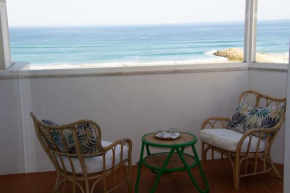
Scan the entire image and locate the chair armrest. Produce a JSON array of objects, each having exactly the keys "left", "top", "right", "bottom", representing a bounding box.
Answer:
[
  {"left": 102, "top": 138, "right": 132, "bottom": 153},
  {"left": 236, "top": 128, "right": 275, "bottom": 154},
  {"left": 201, "top": 117, "right": 230, "bottom": 130}
]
